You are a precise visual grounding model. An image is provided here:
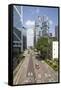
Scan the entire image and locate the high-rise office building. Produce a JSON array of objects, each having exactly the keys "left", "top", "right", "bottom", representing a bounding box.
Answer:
[
  {"left": 13, "top": 6, "right": 24, "bottom": 54},
  {"left": 34, "top": 15, "right": 49, "bottom": 45},
  {"left": 13, "top": 6, "right": 27, "bottom": 52},
  {"left": 34, "top": 16, "right": 42, "bottom": 45},
  {"left": 13, "top": 6, "right": 27, "bottom": 70},
  {"left": 22, "top": 27, "right": 27, "bottom": 50},
  {"left": 41, "top": 16, "right": 49, "bottom": 37}
]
